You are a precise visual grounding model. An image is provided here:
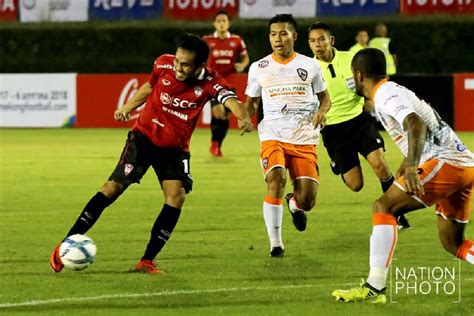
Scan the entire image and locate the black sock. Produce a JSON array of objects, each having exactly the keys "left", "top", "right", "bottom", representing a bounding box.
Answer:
[
  {"left": 66, "top": 192, "right": 113, "bottom": 237},
  {"left": 211, "top": 118, "right": 229, "bottom": 147},
  {"left": 142, "top": 204, "right": 182, "bottom": 261},
  {"left": 380, "top": 175, "right": 394, "bottom": 193}
]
